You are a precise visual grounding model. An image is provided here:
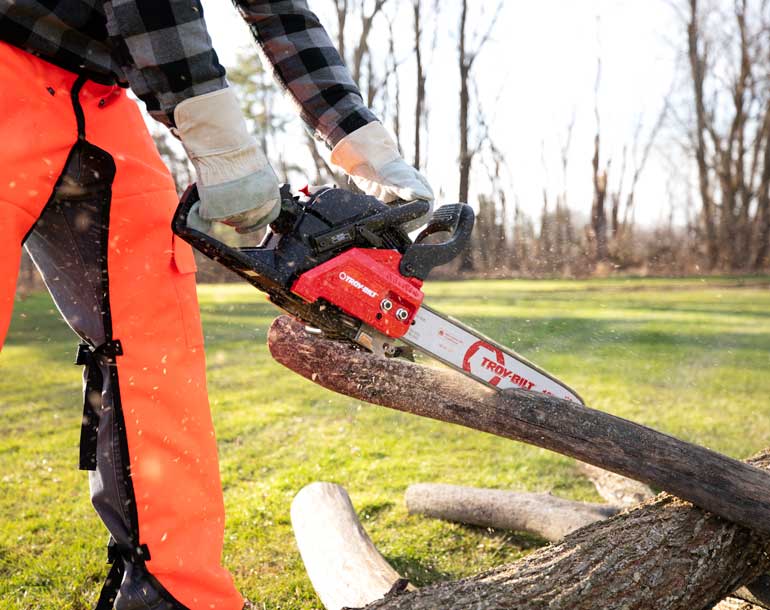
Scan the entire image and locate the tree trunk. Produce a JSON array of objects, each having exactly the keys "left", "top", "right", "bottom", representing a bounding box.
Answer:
[
  {"left": 292, "top": 479, "right": 770, "bottom": 610},
  {"left": 574, "top": 462, "right": 654, "bottom": 507},
  {"left": 753, "top": 106, "right": 770, "bottom": 269},
  {"left": 591, "top": 132, "right": 609, "bottom": 263},
  {"left": 413, "top": 0, "right": 425, "bottom": 169},
  {"left": 687, "top": 0, "right": 720, "bottom": 270},
  {"left": 457, "top": 0, "right": 474, "bottom": 272},
  {"left": 271, "top": 317, "right": 770, "bottom": 609},
  {"left": 267, "top": 315, "right": 770, "bottom": 535}
]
